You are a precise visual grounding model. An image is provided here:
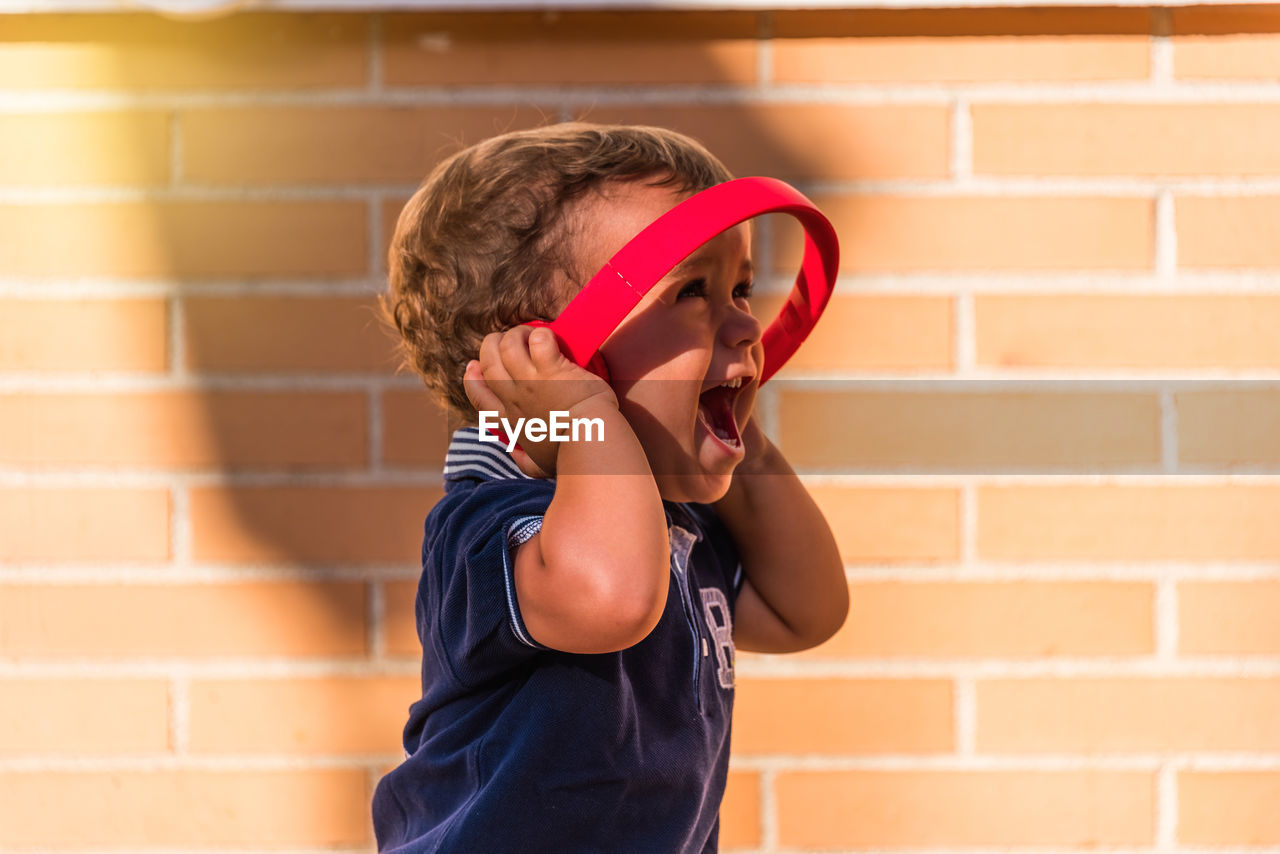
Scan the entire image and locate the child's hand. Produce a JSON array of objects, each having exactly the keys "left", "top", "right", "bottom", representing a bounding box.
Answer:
[{"left": 464, "top": 325, "right": 618, "bottom": 477}]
